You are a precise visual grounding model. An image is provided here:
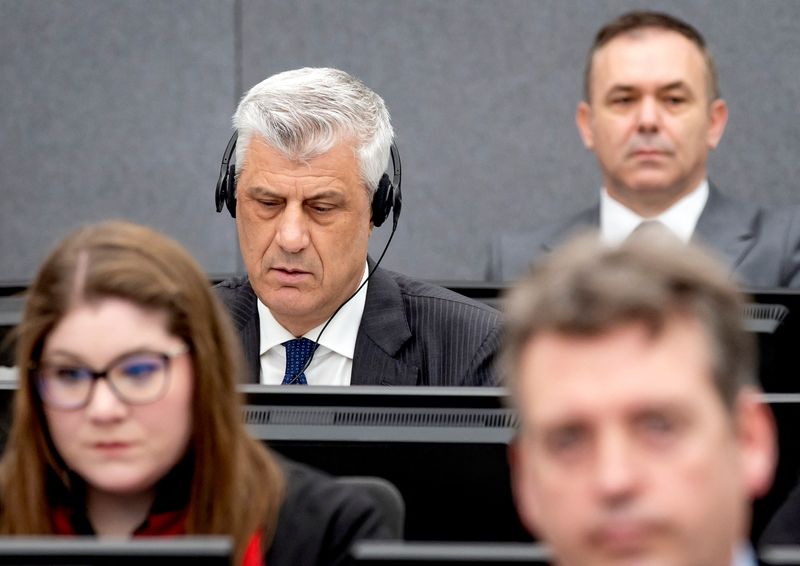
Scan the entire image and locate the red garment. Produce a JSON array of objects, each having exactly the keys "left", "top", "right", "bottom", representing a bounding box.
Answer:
[
  {"left": 242, "top": 531, "right": 264, "bottom": 566},
  {"left": 51, "top": 507, "right": 264, "bottom": 566}
]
